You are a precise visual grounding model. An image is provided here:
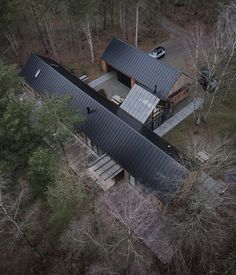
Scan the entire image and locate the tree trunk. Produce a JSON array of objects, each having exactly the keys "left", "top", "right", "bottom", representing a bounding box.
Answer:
[
  {"left": 83, "top": 17, "right": 95, "bottom": 64},
  {"left": 45, "top": 20, "right": 59, "bottom": 62},
  {"left": 31, "top": 5, "right": 49, "bottom": 54},
  {"left": 119, "top": 2, "right": 123, "bottom": 29},
  {"left": 103, "top": 2, "right": 107, "bottom": 30},
  {"left": 204, "top": 52, "right": 234, "bottom": 121},
  {"left": 123, "top": 7, "right": 128, "bottom": 40},
  {"left": 69, "top": 16, "right": 75, "bottom": 47},
  {"left": 78, "top": 32, "right": 83, "bottom": 56},
  {"left": 135, "top": 2, "right": 139, "bottom": 48},
  {"left": 109, "top": 0, "right": 114, "bottom": 26},
  {"left": 93, "top": 4, "right": 99, "bottom": 41},
  {"left": 5, "top": 30, "right": 18, "bottom": 56},
  {"left": 0, "top": 203, "right": 44, "bottom": 259}
]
